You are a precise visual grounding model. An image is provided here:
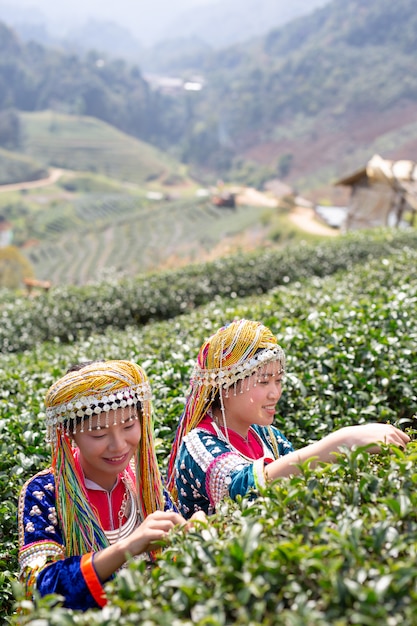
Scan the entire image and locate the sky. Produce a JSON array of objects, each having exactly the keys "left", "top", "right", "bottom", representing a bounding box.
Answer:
[
  {"left": 3, "top": 0, "right": 215, "bottom": 44},
  {"left": 1, "top": 0, "right": 330, "bottom": 50}
]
